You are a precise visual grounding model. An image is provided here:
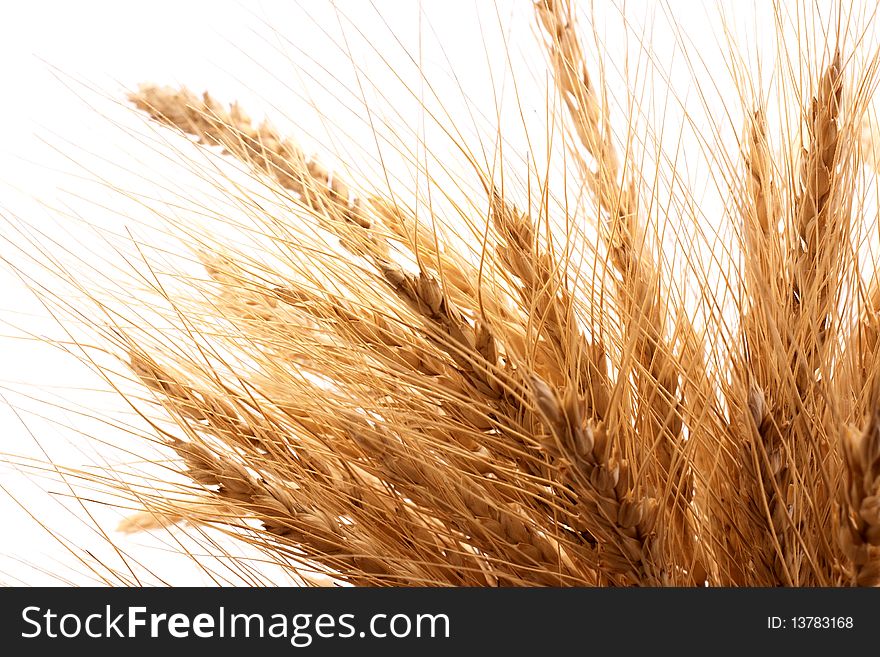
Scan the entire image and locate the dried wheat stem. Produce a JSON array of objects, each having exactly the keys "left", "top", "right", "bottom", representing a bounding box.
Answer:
[
  {"left": 535, "top": 0, "right": 684, "bottom": 480},
  {"left": 536, "top": 0, "right": 696, "bottom": 582},
  {"left": 491, "top": 192, "right": 610, "bottom": 416},
  {"left": 530, "top": 375, "right": 661, "bottom": 584},
  {"left": 744, "top": 385, "right": 799, "bottom": 584},
  {"left": 742, "top": 109, "right": 784, "bottom": 298},
  {"left": 840, "top": 403, "right": 880, "bottom": 586},
  {"left": 790, "top": 53, "right": 847, "bottom": 377},
  {"left": 726, "top": 109, "right": 793, "bottom": 585}
]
